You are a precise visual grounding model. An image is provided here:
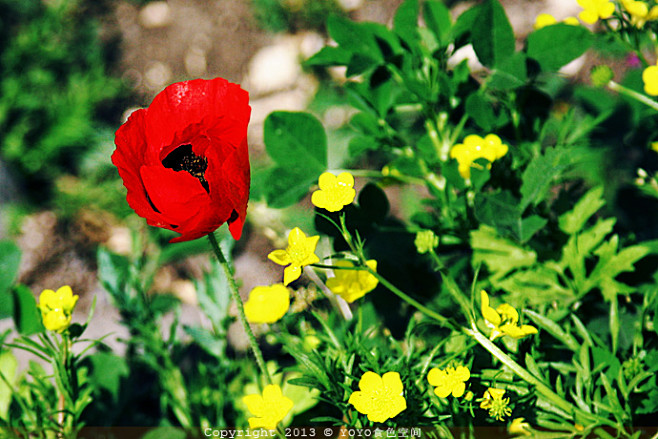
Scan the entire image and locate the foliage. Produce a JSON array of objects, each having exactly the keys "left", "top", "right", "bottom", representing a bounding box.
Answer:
[
  {"left": 0, "top": 0, "right": 125, "bottom": 201},
  {"left": 2, "top": 0, "right": 658, "bottom": 436}
]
